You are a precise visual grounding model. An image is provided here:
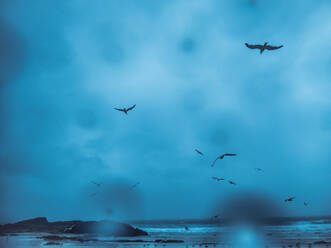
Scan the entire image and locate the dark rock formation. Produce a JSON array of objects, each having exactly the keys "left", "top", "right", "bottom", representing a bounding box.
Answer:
[{"left": 0, "top": 217, "right": 148, "bottom": 237}]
